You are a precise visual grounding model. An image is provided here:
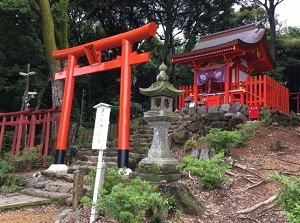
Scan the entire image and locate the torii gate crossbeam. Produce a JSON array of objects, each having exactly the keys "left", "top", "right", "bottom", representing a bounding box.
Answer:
[{"left": 52, "top": 22, "right": 157, "bottom": 168}]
